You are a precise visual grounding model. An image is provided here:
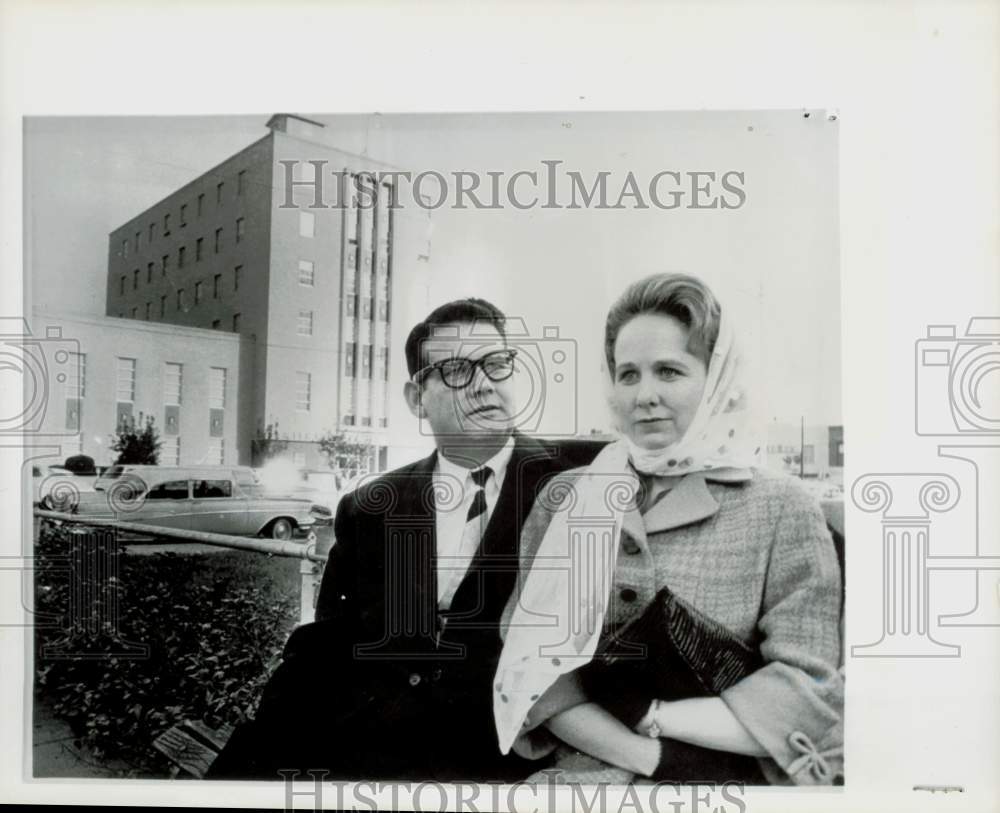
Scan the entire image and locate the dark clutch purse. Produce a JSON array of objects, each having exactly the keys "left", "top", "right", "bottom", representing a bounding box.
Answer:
[{"left": 580, "top": 585, "right": 768, "bottom": 784}]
